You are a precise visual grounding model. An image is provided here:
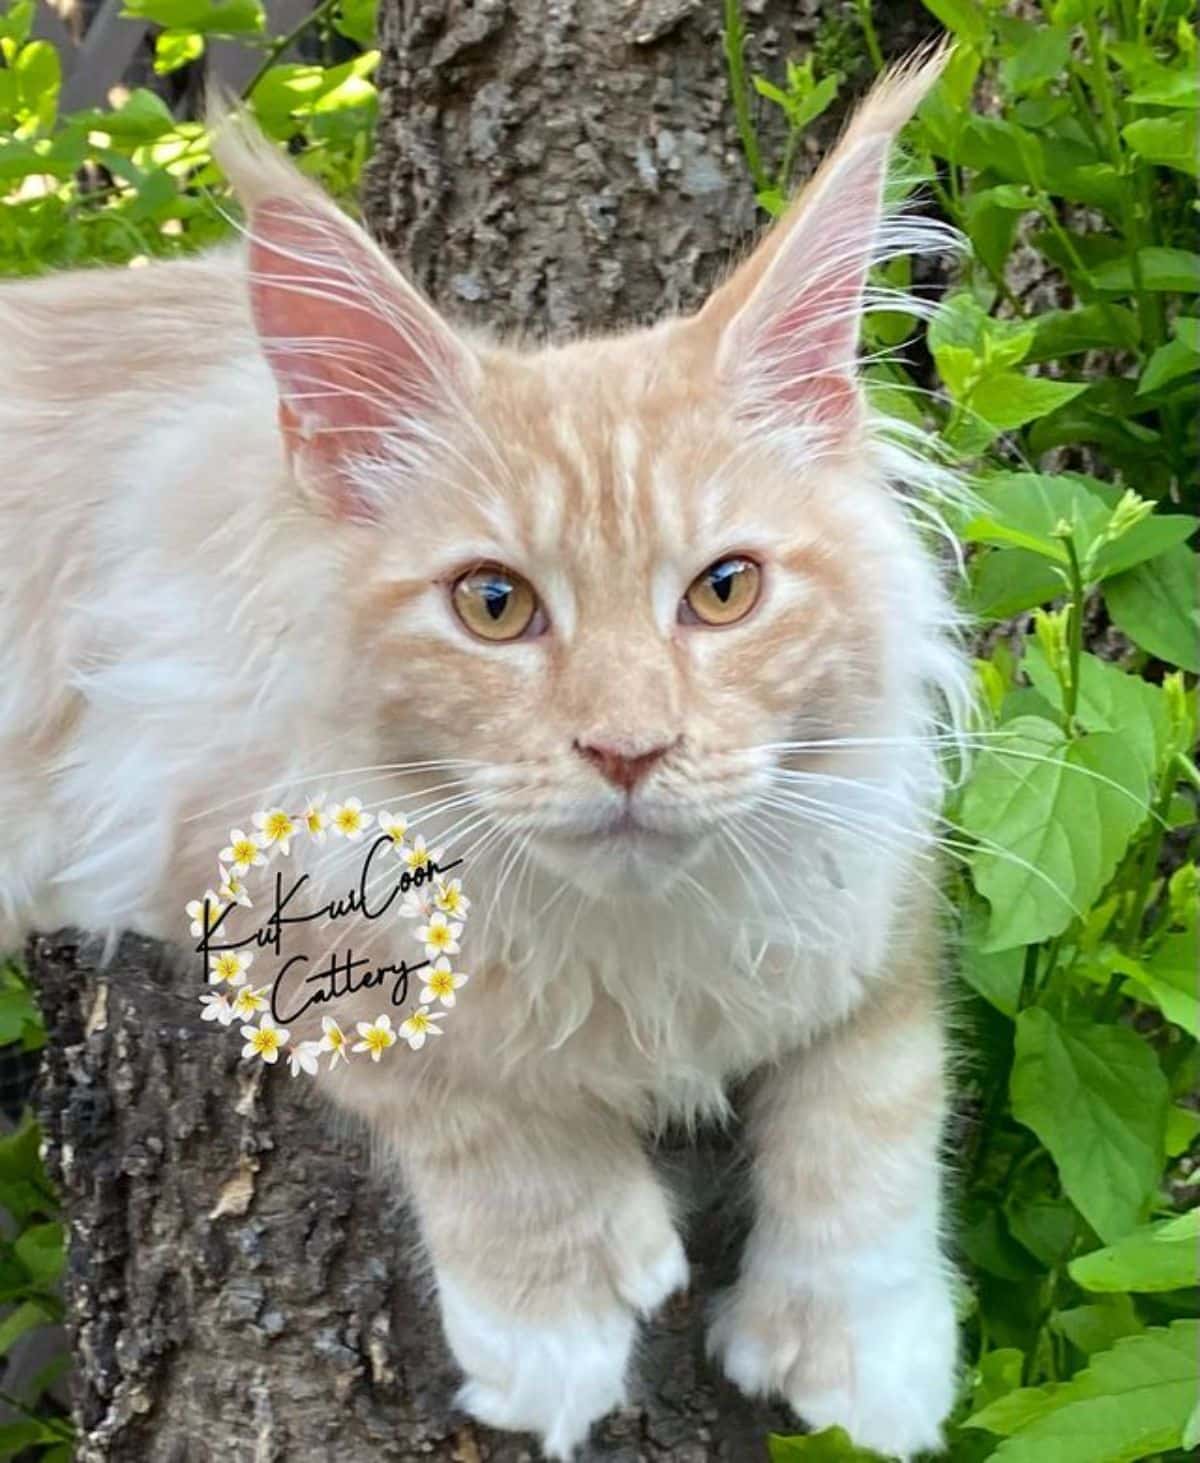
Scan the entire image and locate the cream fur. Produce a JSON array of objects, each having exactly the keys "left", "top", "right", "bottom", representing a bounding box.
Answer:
[{"left": 0, "top": 48, "right": 967, "bottom": 1457}]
